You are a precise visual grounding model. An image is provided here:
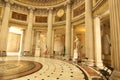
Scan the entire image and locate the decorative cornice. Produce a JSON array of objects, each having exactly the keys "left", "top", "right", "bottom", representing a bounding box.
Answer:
[
  {"left": 34, "top": 23, "right": 47, "bottom": 27},
  {"left": 53, "top": 21, "right": 66, "bottom": 26},
  {"left": 14, "top": 0, "right": 66, "bottom": 6},
  {"left": 11, "top": 4, "right": 29, "bottom": 13},
  {"left": 10, "top": 19, "right": 28, "bottom": 26},
  {"left": 34, "top": 9, "right": 48, "bottom": 15},
  {"left": 13, "top": 0, "right": 68, "bottom": 9},
  {"left": 72, "top": 13, "right": 85, "bottom": 23},
  {"left": 92, "top": 0, "right": 105, "bottom": 11},
  {"left": 93, "top": 0, "right": 109, "bottom": 17}
]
